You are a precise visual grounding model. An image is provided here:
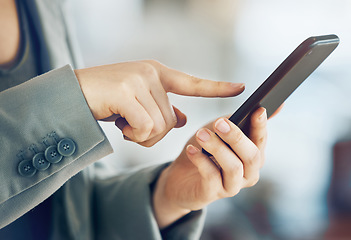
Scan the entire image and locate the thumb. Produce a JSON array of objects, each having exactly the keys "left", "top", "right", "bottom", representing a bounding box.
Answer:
[{"left": 173, "top": 106, "right": 187, "bottom": 128}]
